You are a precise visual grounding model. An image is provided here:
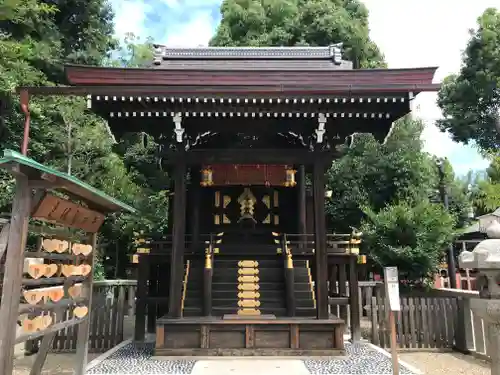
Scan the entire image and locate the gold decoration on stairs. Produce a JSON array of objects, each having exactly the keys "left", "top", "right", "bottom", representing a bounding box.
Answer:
[
  {"left": 285, "top": 249, "right": 293, "bottom": 269},
  {"left": 305, "top": 260, "right": 316, "bottom": 309},
  {"left": 181, "top": 260, "right": 191, "bottom": 313},
  {"left": 237, "top": 259, "right": 261, "bottom": 316}
]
